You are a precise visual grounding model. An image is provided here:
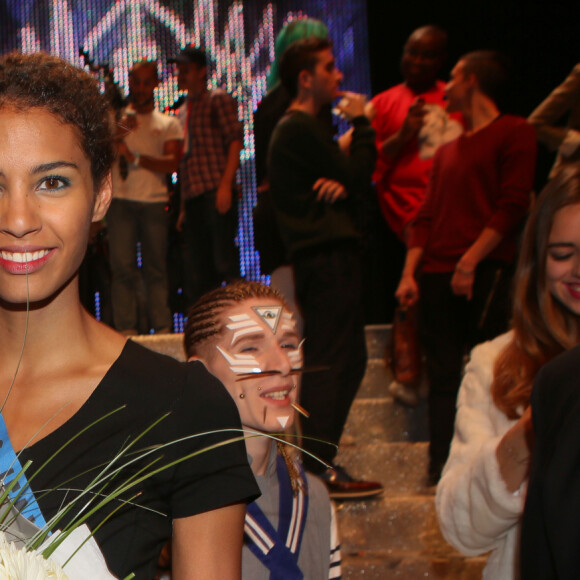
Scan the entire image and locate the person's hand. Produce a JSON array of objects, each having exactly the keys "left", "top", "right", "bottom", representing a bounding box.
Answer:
[
  {"left": 451, "top": 266, "right": 475, "bottom": 300},
  {"left": 395, "top": 274, "right": 419, "bottom": 306},
  {"left": 313, "top": 178, "right": 346, "bottom": 203},
  {"left": 256, "top": 178, "right": 270, "bottom": 195},
  {"left": 116, "top": 140, "right": 132, "bottom": 160},
  {"left": 216, "top": 184, "right": 232, "bottom": 214},
  {"left": 496, "top": 405, "right": 534, "bottom": 491},
  {"left": 335, "top": 91, "right": 367, "bottom": 121},
  {"left": 502, "top": 405, "right": 534, "bottom": 456},
  {"left": 120, "top": 111, "right": 138, "bottom": 131},
  {"left": 399, "top": 98, "right": 426, "bottom": 142}
]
